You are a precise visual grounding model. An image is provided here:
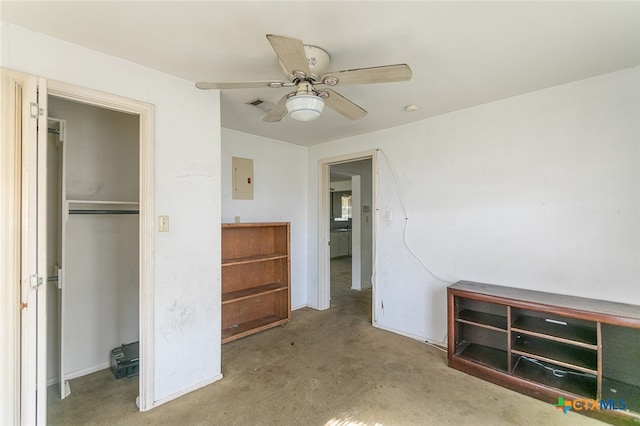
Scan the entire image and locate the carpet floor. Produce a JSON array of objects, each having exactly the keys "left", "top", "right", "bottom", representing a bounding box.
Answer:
[{"left": 47, "top": 257, "right": 604, "bottom": 425}]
